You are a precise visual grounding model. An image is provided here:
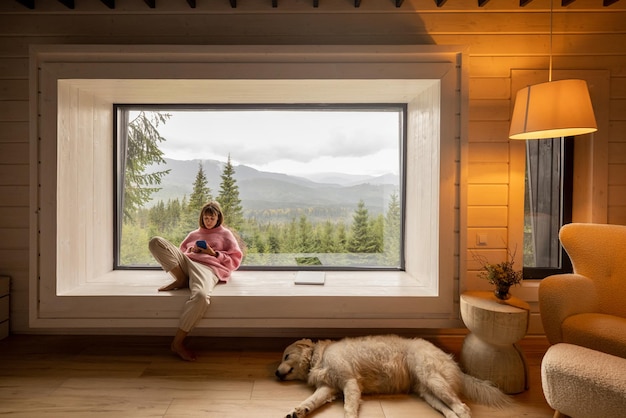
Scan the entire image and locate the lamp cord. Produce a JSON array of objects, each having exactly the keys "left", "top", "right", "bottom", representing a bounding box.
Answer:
[{"left": 549, "top": 0, "right": 553, "bottom": 82}]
